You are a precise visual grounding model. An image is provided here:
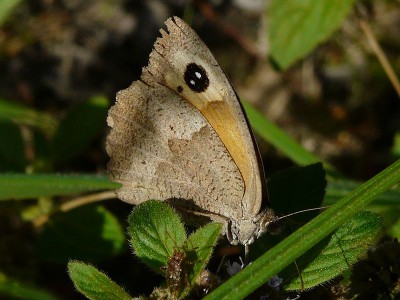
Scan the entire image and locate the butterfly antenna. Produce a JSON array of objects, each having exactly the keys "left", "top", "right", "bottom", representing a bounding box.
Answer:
[{"left": 274, "top": 206, "right": 331, "bottom": 222}]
